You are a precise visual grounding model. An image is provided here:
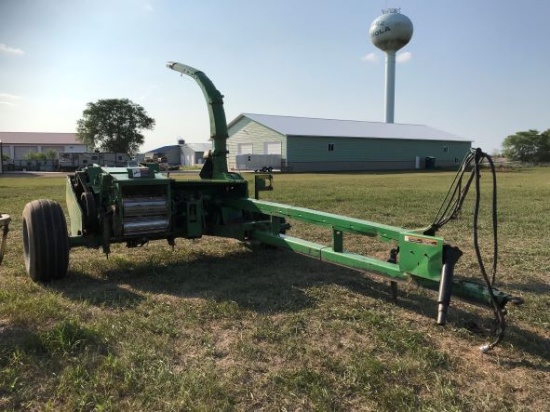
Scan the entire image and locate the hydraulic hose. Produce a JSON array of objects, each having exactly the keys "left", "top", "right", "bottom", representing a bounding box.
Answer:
[
  {"left": 429, "top": 148, "right": 506, "bottom": 351},
  {"left": 471, "top": 150, "right": 505, "bottom": 352}
]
